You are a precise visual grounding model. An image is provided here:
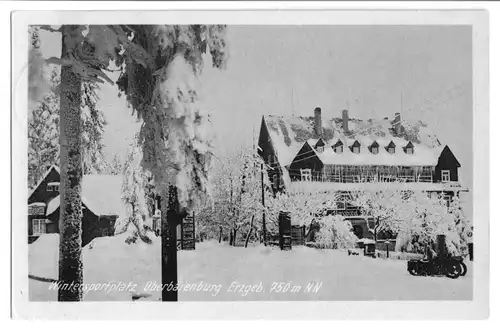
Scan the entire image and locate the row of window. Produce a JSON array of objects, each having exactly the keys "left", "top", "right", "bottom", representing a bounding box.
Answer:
[
  {"left": 317, "top": 140, "right": 414, "bottom": 155},
  {"left": 299, "top": 168, "right": 451, "bottom": 182}
]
